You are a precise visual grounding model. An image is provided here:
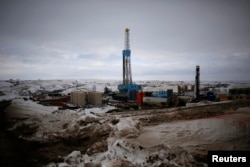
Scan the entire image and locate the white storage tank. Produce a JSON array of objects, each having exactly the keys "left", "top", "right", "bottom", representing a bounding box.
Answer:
[
  {"left": 88, "top": 91, "right": 102, "bottom": 105},
  {"left": 70, "top": 90, "right": 86, "bottom": 106}
]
